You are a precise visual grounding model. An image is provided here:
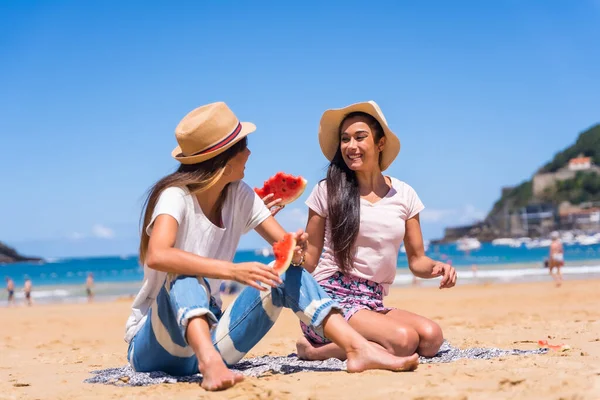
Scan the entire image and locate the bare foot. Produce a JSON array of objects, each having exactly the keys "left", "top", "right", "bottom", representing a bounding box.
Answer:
[
  {"left": 346, "top": 343, "right": 419, "bottom": 373},
  {"left": 296, "top": 336, "right": 314, "bottom": 360},
  {"left": 296, "top": 336, "right": 348, "bottom": 361},
  {"left": 199, "top": 356, "right": 244, "bottom": 391}
]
